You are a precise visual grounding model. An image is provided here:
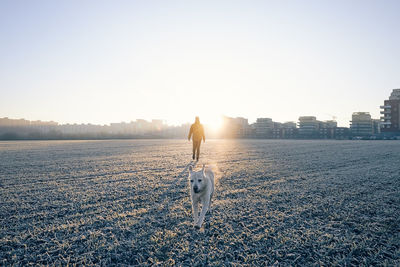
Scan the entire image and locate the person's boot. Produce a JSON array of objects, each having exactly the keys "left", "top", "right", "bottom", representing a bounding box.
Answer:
[{"left": 192, "top": 154, "right": 195, "bottom": 160}]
